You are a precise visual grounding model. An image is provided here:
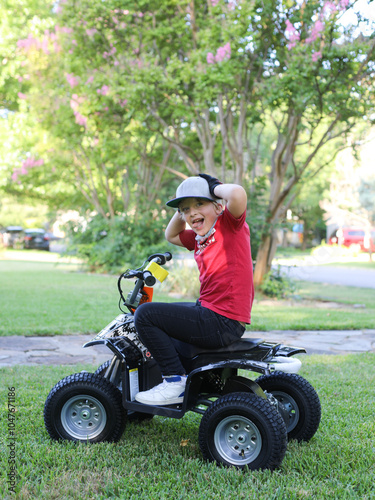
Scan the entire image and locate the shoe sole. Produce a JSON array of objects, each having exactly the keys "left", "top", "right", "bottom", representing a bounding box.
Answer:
[{"left": 135, "top": 396, "right": 184, "bottom": 406}]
